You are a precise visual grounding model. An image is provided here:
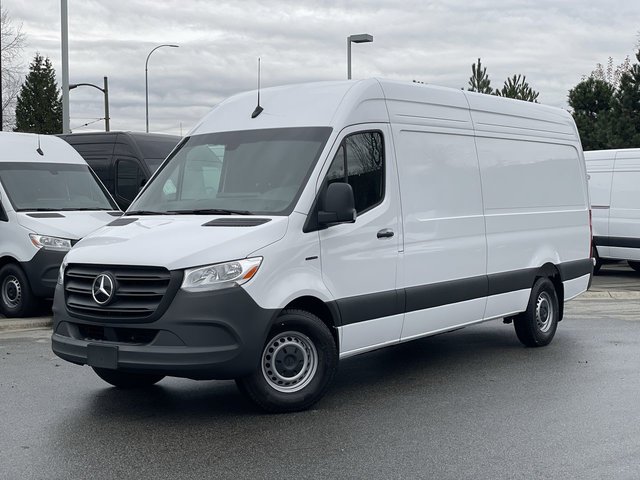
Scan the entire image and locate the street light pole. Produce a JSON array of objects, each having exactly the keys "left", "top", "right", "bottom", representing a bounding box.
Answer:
[
  {"left": 145, "top": 44, "right": 179, "bottom": 133},
  {"left": 103, "top": 76, "right": 110, "bottom": 132},
  {"left": 69, "top": 78, "right": 110, "bottom": 132},
  {"left": 347, "top": 34, "right": 373, "bottom": 80}
]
